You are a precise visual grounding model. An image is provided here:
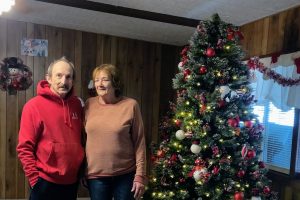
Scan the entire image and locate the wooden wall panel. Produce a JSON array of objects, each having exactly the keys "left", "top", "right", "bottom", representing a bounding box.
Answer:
[
  {"left": 5, "top": 20, "right": 21, "bottom": 199},
  {"left": 116, "top": 38, "right": 129, "bottom": 95},
  {"left": 74, "top": 31, "right": 82, "bottom": 96},
  {"left": 16, "top": 21, "right": 27, "bottom": 199},
  {"left": 241, "top": 5, "right": 300, "bottom": 59},
  {"left": 0, "top": 17, "right": 180, "bottom": 198},
  {"left": 81, "top": 32, "right": 97, "bottom": 99}
]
